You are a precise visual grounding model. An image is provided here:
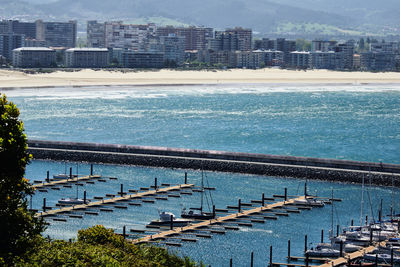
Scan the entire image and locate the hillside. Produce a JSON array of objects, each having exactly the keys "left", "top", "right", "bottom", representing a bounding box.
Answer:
[{"left": 1, "top": 0, "right": 399, "bottom": 37}]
